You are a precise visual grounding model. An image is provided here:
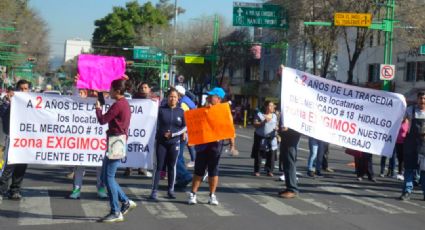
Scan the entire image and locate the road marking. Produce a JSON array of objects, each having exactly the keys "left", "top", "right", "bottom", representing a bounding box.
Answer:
[
  {"left": 223, "top": 183, "right": 318, "bottom": 216},
  {"left": 319, "top": 186, "right": 399, "bottom": 214},
  {"left": 127, "top": 186, "right": 187, "bottom": 219},
  {"left": 18, "top": 187, "right": 81, "bottom": 226},
  {"left": 196, "top": 191, "right": 238, "bottom": 217},
  {"left": 299, "top": 196, "right": 338, "bottom": 213},
  {"left": 80, "top": 186, "right": 109, "bottom": 220},
  {"left": 236, "top": 133, "right": 253, "bottom": 139}
]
